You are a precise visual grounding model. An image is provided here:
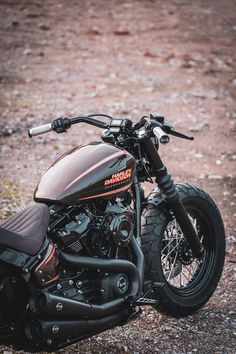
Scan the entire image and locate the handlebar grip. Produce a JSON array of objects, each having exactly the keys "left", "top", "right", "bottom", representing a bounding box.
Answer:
[
  {"left": 153, "top": 126, "right": 170, "bottom": 144},
  {"left": 28, "top": 123, "right": 52, "bottom": 138}
]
